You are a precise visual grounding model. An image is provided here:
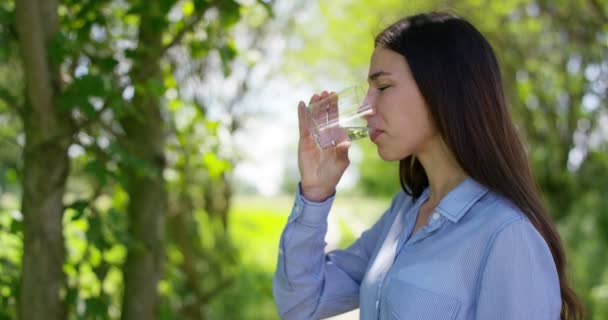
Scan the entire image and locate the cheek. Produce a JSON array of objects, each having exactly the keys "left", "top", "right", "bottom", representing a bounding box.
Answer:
[
  {"left": 383, "top": 99, "right": 435, "bottom": 154},
  {"left": 389, "top": 98, "right": 431, "bottom": 135}
]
